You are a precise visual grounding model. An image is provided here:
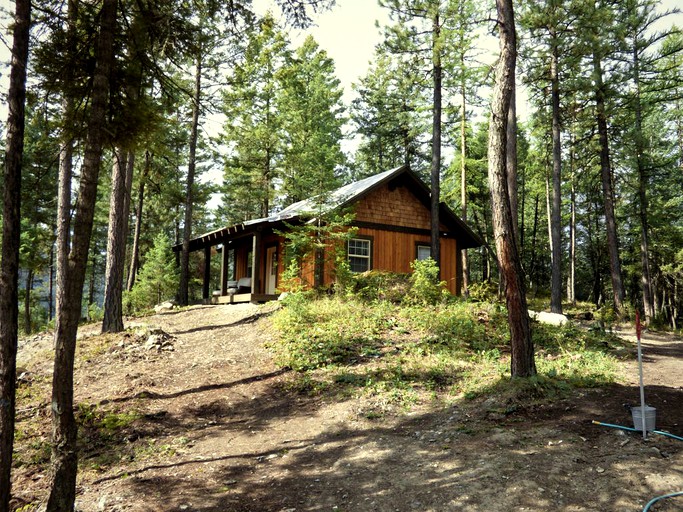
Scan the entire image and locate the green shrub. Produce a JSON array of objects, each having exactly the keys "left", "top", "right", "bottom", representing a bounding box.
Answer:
[
  {"left": 401, "top": 301, "right": 508, "bottom": 354},
  {"left": 271, "top": 295, "right": 392, "bottom": 370},
  {"left": 350, "top": 270, "right": 410, "bottom": 302},
  {"left": 403, "top": 258, "right": 448, "bottom": 306},
  {"left": 467, "top": 280, "right": 499, "bottom": 302}
]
